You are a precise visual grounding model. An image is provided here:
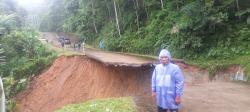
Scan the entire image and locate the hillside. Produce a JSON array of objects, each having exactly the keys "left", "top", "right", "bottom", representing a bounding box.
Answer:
[
  {"left": 1, "top": 0, "right": 250, "bottom": 111},
  {"left": 40, "top": 0, "right": 250, "bottom": 79},
  {"left": 14, "top": 55, "right": 250, "bottom": 112}
]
